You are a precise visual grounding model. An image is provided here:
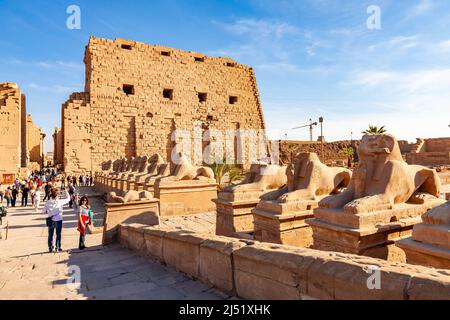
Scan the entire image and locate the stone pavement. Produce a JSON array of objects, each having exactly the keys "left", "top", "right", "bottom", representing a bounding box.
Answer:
[{"left": 0, "top": 188, "right": 231, "bottom": 300}]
